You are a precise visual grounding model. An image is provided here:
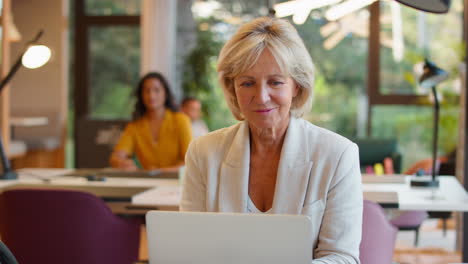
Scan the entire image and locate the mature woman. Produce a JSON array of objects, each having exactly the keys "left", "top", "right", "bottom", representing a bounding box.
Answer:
[
  {"left": 180, "top": 17, "right": 362, "bottom": 263},
  {"left": 110, "top": 72, "right": 192, "bottom": 172}
]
